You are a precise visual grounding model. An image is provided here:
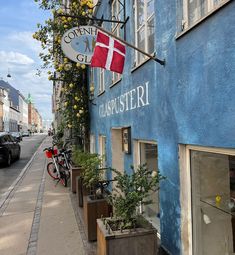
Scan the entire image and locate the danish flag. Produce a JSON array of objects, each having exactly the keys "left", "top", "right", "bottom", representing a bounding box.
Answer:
[{"left": 91, "top": 30, "right": 126, "bottom": 74}]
